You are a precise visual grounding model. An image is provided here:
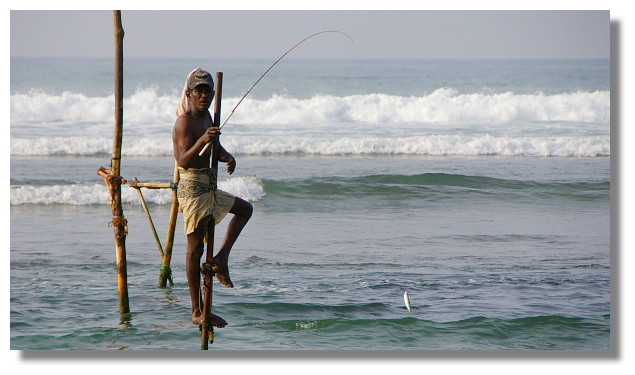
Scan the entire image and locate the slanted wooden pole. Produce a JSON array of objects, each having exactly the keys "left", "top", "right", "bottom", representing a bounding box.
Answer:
[
  {"left": 201, "top": 72, "right": 223, "bottom": 349},
  {"left": 158, "top": 163, "right": 179, "bottom": 287},
  {"left": 133, "top": 178, "right": 164, "bottom": 258},
  {"left": 109, "top": 10, "right": 130, "bottom": 322}
]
